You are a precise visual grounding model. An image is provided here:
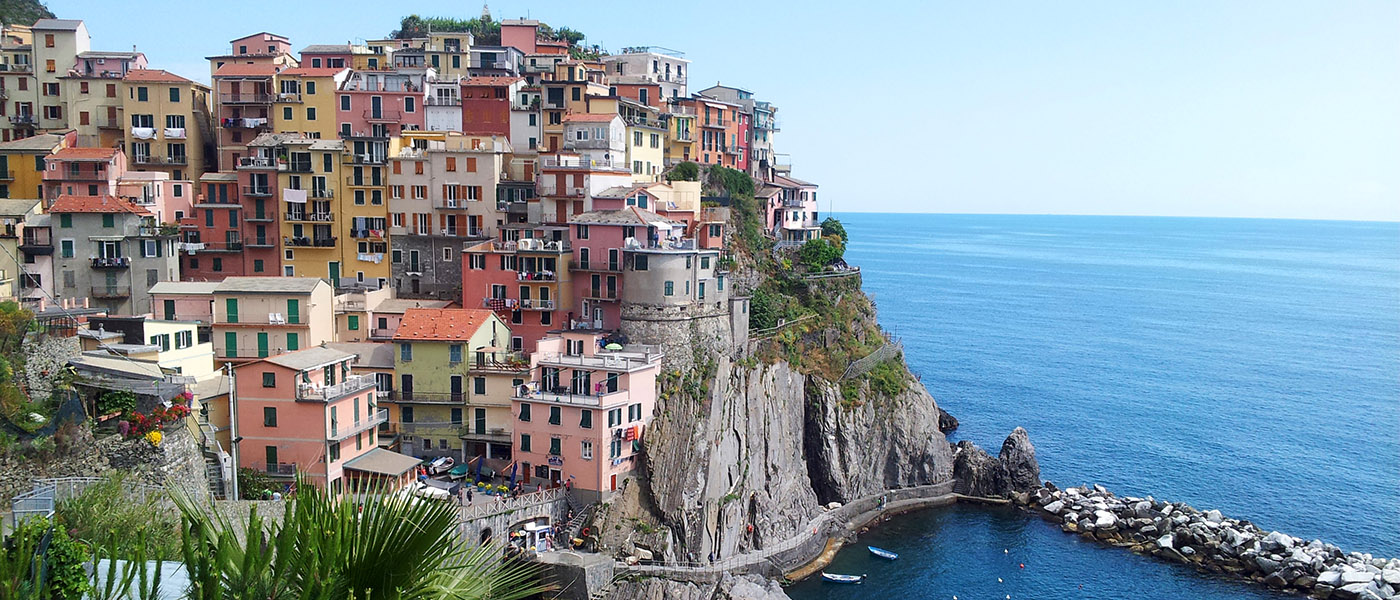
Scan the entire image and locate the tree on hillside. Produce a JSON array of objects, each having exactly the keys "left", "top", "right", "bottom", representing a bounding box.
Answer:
[
  {"left": 668, "top": 161, "right": 700, "bottom": 182},
  {"left": 0, "top": 0, "right": 54, "bottom": 26},
  {"left": 821, "top": 217, "right": 848, "bottom": 245},
  {"left": 391, "top": 14, "right": 501, "bottom": 44}
]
